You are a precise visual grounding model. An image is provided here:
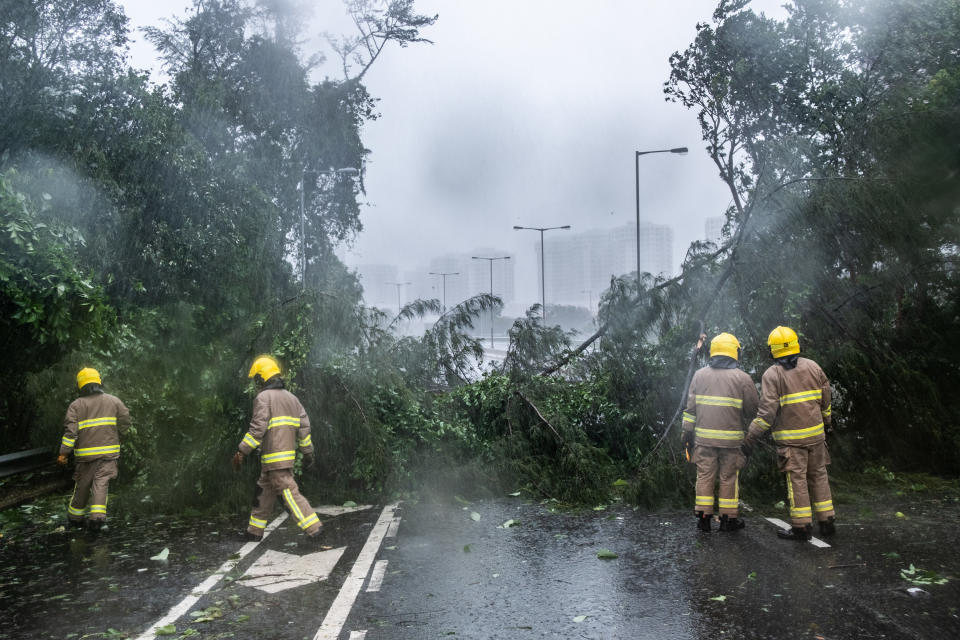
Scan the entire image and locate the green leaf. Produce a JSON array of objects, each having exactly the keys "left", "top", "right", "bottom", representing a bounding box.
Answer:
[
  {"left": 596, "top": 549, "right": 618, "bottom": 559},
  {"left": 155, "top": 625, "right": 176, "bottom": 636},
  {"left": 710, "top": 595, "right": 727, "bottom": 602},
  {"left": 453, "top": 495, "right": 471, "bottom": 505},
  {"left": 508, "top": 491, "right": 522, "bottom": 497},
  {"left": 470, "top": 512, "right": 481, "bottom": 522},
  {"left": 343, "top": 500, "right": 357, "bottom": 508},
  {"left": 572, "top": 615, "right": 587, "bottom": 623},
  {"left": 501, "top": 519, "right": 518, "bottom": 528},
  {"left": 611, "top": 478, "right": 628, "bottom": 487},
  {"left": 462, "top": 544, "right": 472, "bottom": 553}
]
